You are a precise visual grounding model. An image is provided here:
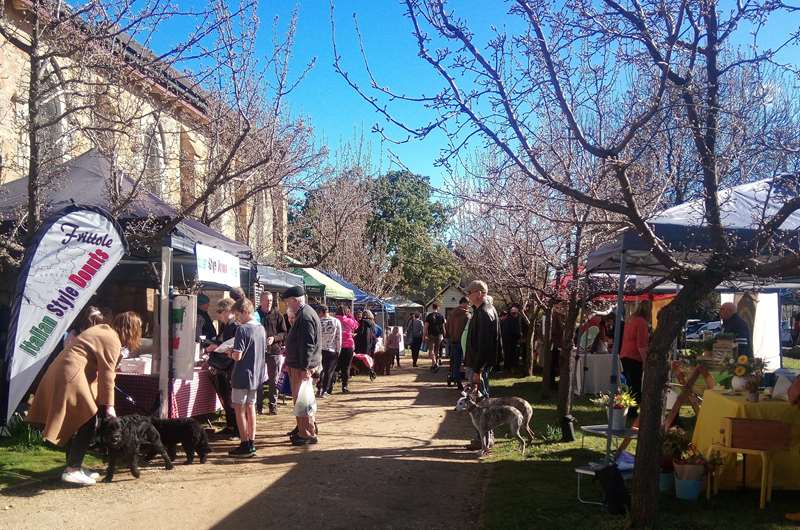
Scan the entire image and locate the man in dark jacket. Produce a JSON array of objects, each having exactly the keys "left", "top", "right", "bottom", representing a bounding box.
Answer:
[
  {"left": 282, "top": 286, "right": 322, "bottom": 446},
  {"left": 257, "top": 291, "right": 288, "bottom": 415},
  {"left": 196, "top": 294, "right": 217, "bottom": 346},
  {"left": 720, "top": 302, "right": 753, "bottom": 358},
  {"left": 464, "top": 280, "right": 502, "bottom": 398}
]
